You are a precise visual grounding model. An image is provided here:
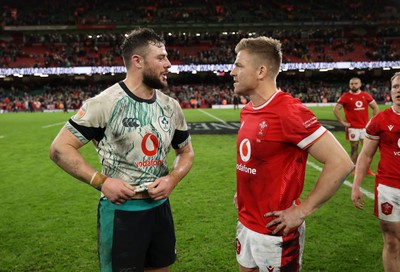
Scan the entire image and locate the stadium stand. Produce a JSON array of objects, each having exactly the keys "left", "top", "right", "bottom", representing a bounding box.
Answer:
[{"left": 0, "top": 0, "right": 399, "bottom": 111}]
